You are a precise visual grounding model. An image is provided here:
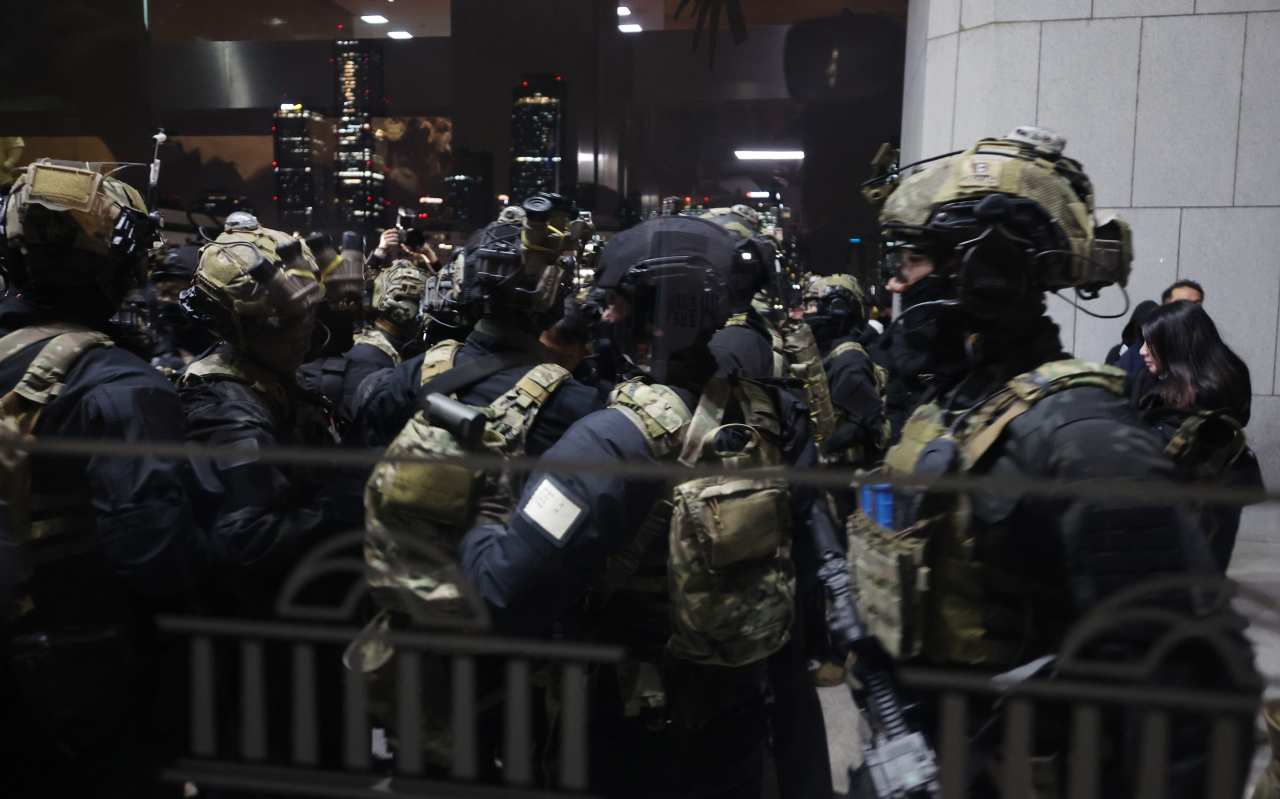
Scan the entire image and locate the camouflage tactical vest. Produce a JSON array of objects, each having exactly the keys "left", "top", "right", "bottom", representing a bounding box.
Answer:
[
  {"left": 179, "top": 349, "right": 338, "bottom": 449},
  {"left": 605, "top": 376, "right": 796, "bottom": 668},
  {"left": 827, "top": 339, "right": 892, "bottom": 464},
  {"left": 776, "top": 318, "right": 838, "bottom": 444},
  {"left": 848, "top": 359, "right": 1124, "bottom": 666},
  {"left": 352, "top": 328, "right": 402, "bottom": 366},
  {"left": 363, "top": 338, "right": 572, "bottom": 622},
  {"left": 728, "top": 312, "right": 838, "bottom": 444},
  {"left": 0, "top": 324, "right": 114, "bottom": 624}
]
